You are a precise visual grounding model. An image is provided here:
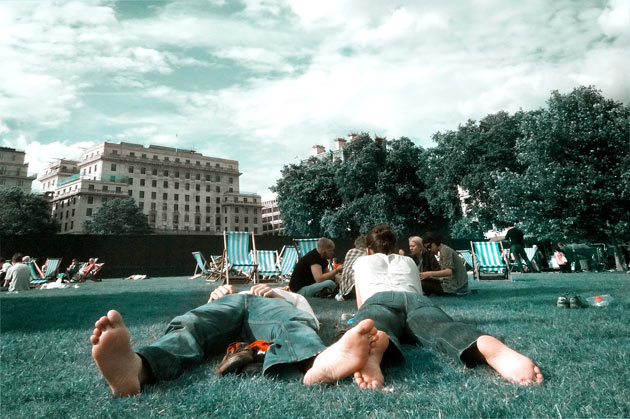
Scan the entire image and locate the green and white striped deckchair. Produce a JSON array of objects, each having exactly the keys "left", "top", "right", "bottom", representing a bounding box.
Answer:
[
  {"left": 471, "top": 241, "right": 511, "bottom": 281},
  {"left": 256, "top": 250, "right": 281, "bottom": 279},
  {"left": 222, "top": 231, "right": 258, "bottom": 284},
  {"left": 41, "top": 258, "right": 62, "bottom": 281},
  {"left": 278, "top": 246, "right": 298, "bottom": 278},
  {"left": 25, "top": 260, "right": 44, "bottom": 284},
  {"left": 191, "top": 251, "right": 212, "bottom": 279},
  {"left": 294, "top": 238, "right": 320, "bottom": 258},
  {"left": 457, "top": 250, "right": 474, "bottom": 270}
]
